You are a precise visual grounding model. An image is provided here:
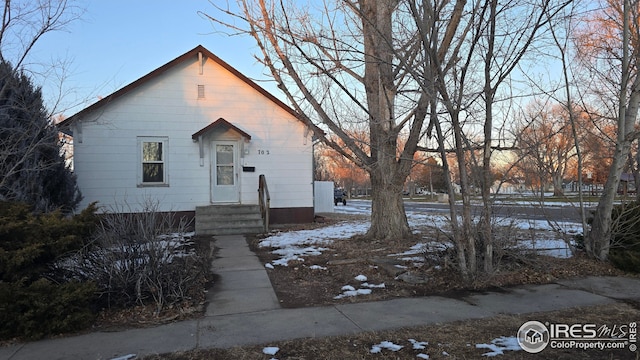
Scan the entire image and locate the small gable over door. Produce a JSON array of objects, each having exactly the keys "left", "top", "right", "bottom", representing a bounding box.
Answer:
[
  {"left": 192, "top": 118, "right": 251, "bottom": 204},
  {"left": 192, "top": 118, "right": 252, "bottom": 166},
  {"left": 192, "top": 118, "right": 252, "bottom": 141}
]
